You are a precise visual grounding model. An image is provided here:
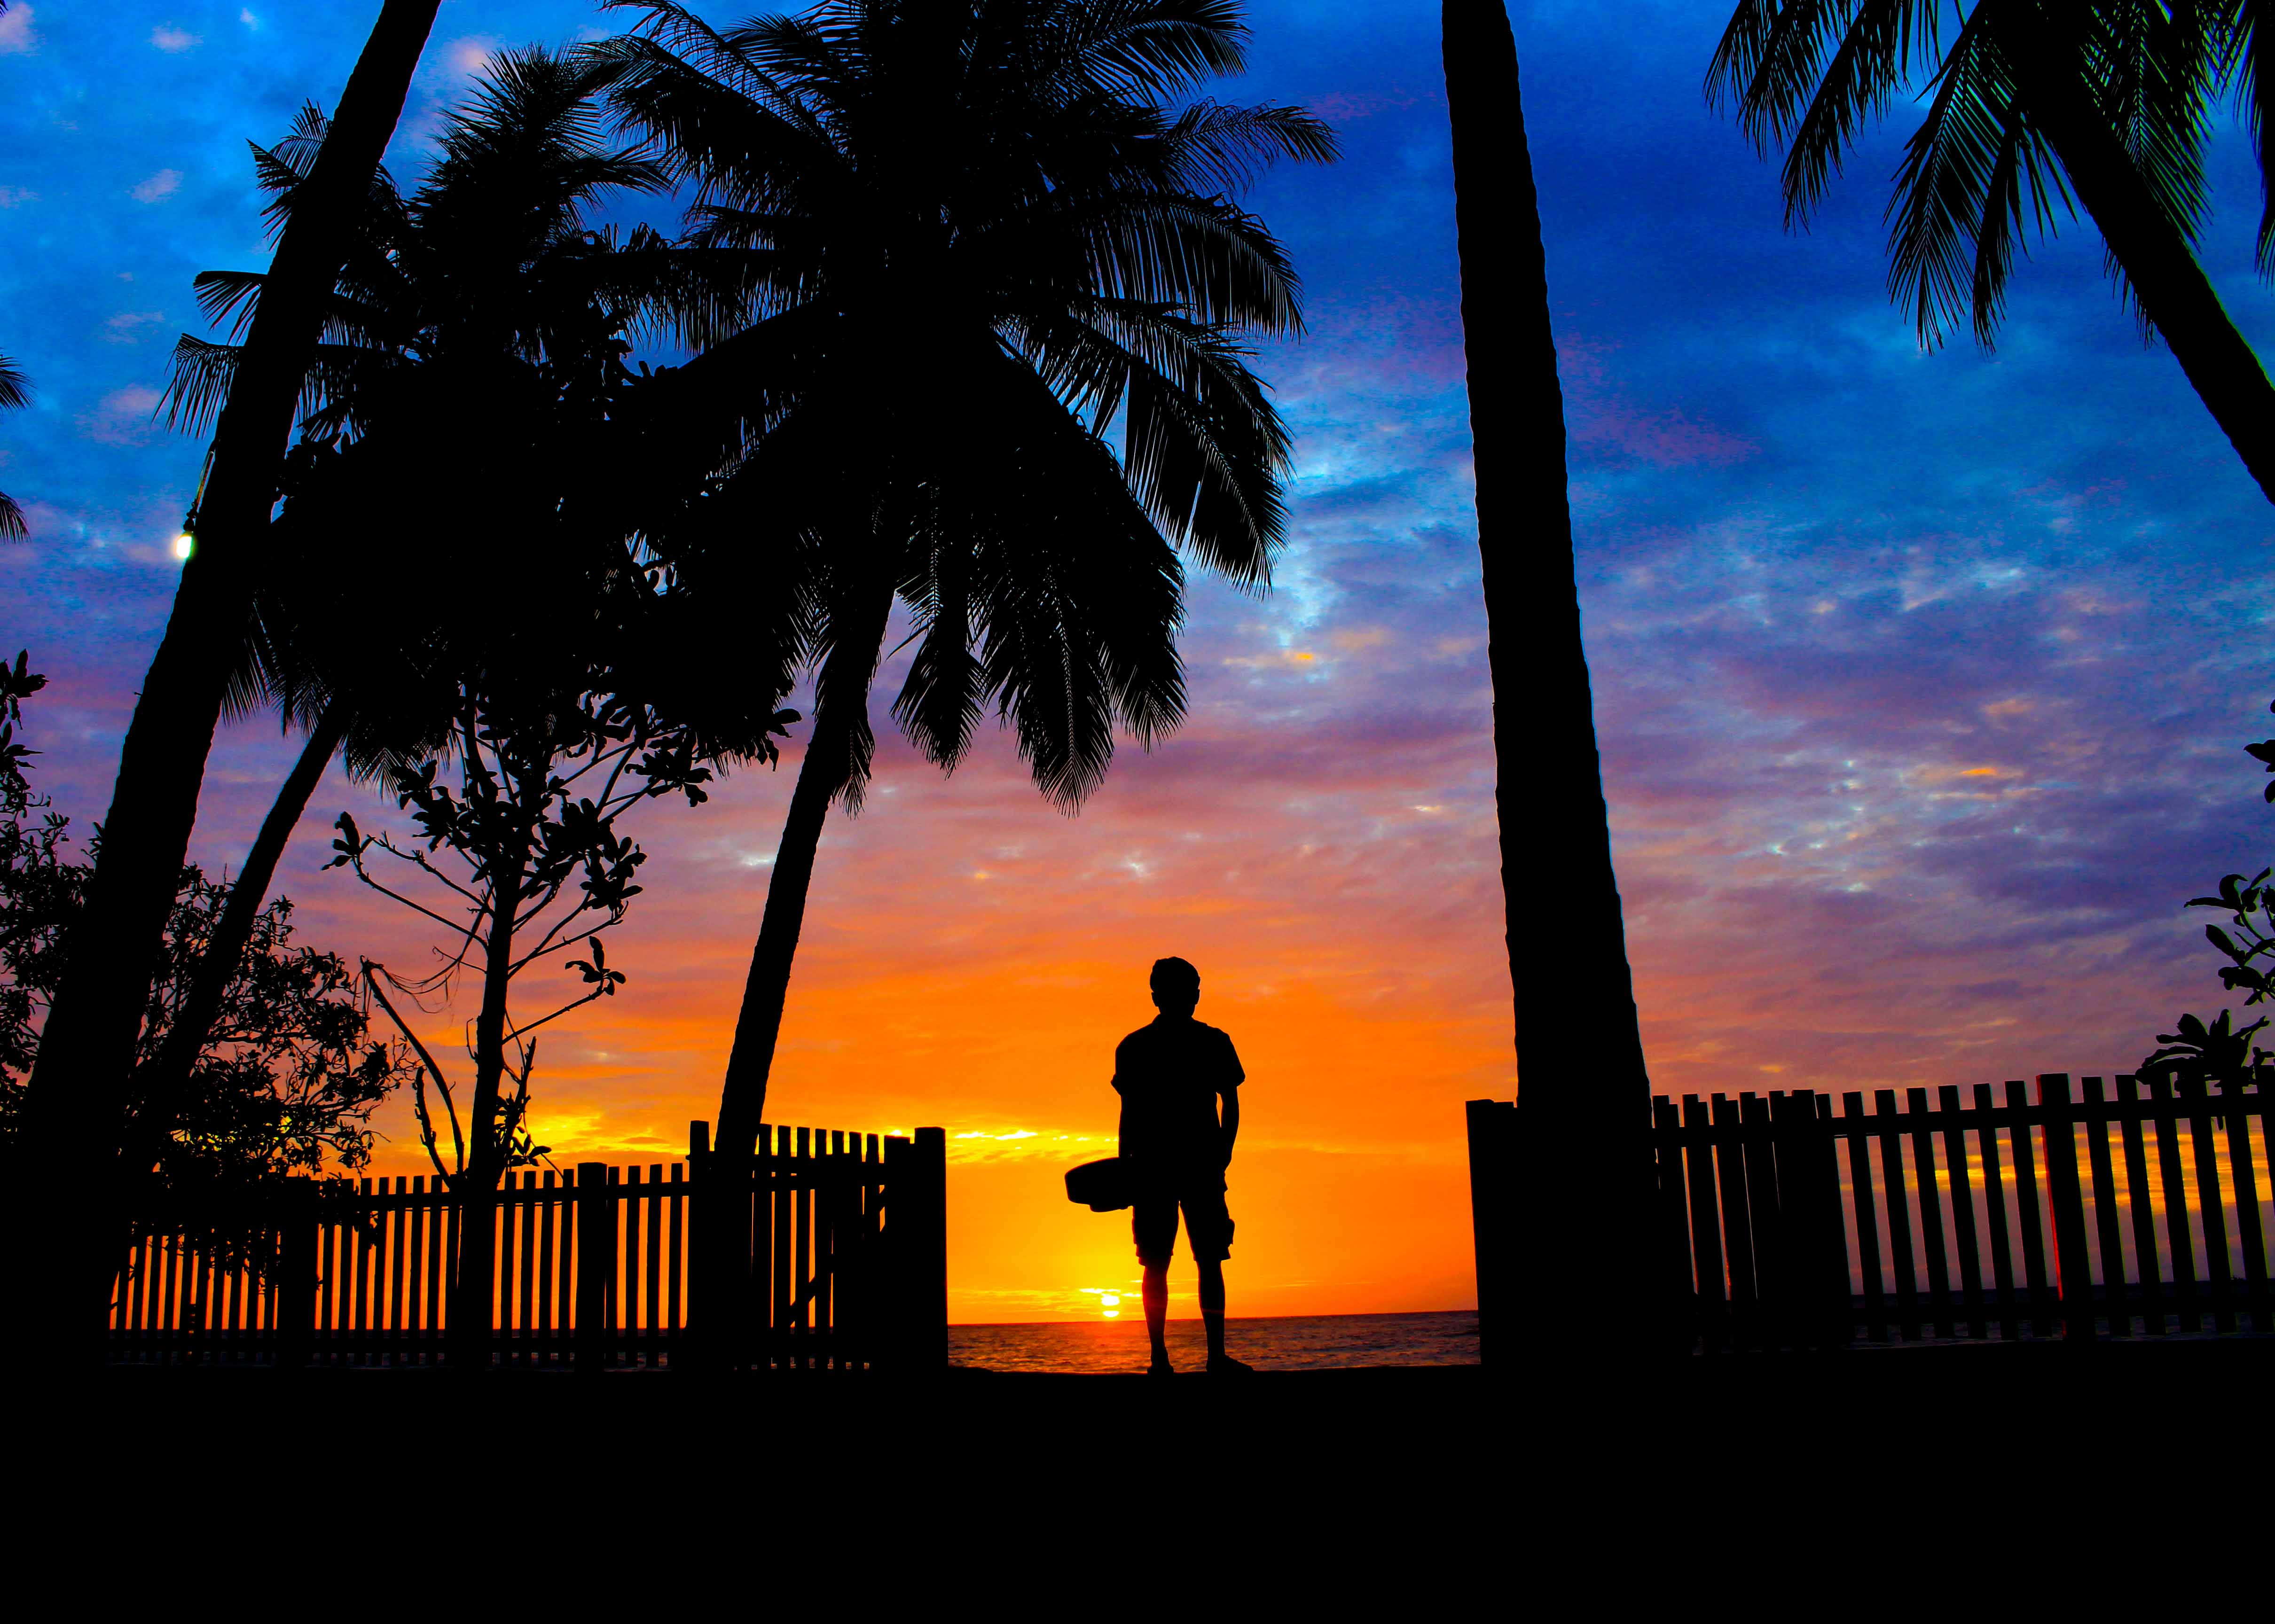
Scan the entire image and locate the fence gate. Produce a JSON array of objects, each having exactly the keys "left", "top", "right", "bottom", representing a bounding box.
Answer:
[{"left": 105, "top": 1122, "right": 946, "bottom": 1370}]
